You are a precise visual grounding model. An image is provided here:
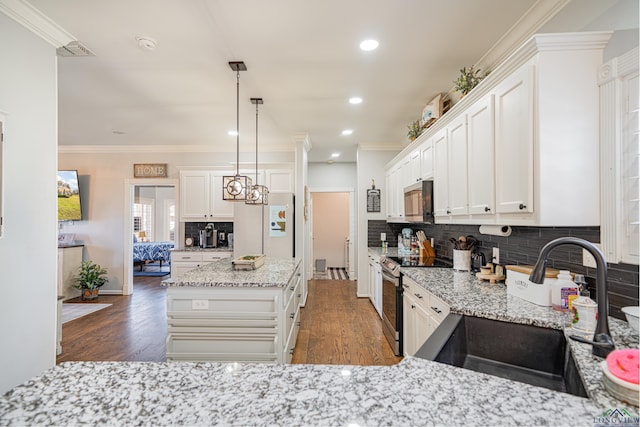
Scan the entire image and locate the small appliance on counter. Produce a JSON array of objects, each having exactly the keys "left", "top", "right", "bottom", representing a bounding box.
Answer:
[{"left": 199, "top": 223, "right": 218, "bottom": 248}]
